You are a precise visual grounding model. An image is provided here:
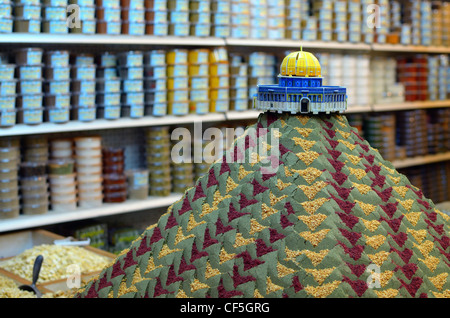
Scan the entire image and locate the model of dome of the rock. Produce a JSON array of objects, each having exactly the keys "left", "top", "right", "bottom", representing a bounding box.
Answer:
[{"left": 74, "top": 51, "right": 450, "bottom": 299}]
